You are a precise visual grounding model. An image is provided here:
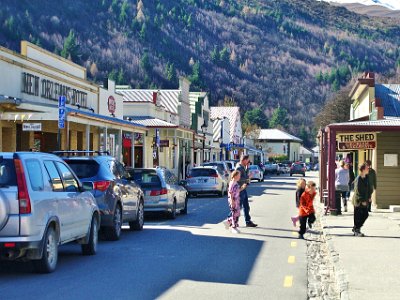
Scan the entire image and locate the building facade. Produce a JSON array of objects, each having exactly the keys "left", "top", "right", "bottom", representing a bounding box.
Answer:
[{"left": 256, "top": 129, "right": 302, "bottom": 161}]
